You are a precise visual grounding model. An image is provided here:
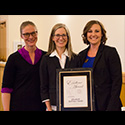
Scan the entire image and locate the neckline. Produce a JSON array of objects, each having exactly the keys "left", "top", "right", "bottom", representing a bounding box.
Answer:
[
  {"left": 87, "top": 55, "right": 96, "bottom": 59},
  {"left": 18, "top": 46, "right": 42, "bottom": 65}
]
